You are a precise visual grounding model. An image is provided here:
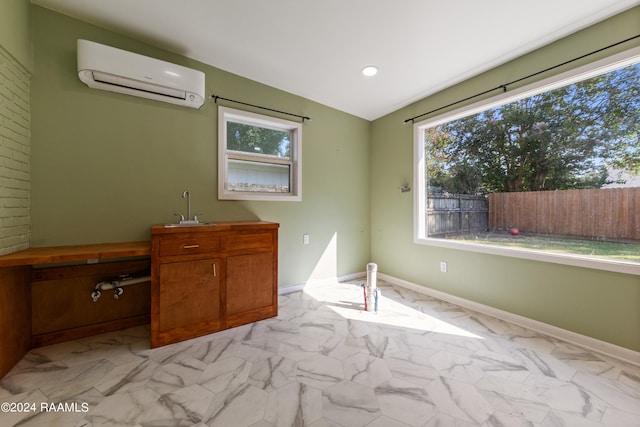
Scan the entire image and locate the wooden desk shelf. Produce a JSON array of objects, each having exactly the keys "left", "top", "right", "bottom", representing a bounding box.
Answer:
[
  {"left": 0, "top": 241, "right": 151, "bottom": 267},
  {"left": 0, "top": 240, "right": 151, "bottom": 378}
]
